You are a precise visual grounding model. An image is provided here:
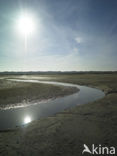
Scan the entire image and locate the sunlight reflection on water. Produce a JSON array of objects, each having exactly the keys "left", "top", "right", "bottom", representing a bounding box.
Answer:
[{"left": 24, "top": 116, "right": 32, "bottom": 124}]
